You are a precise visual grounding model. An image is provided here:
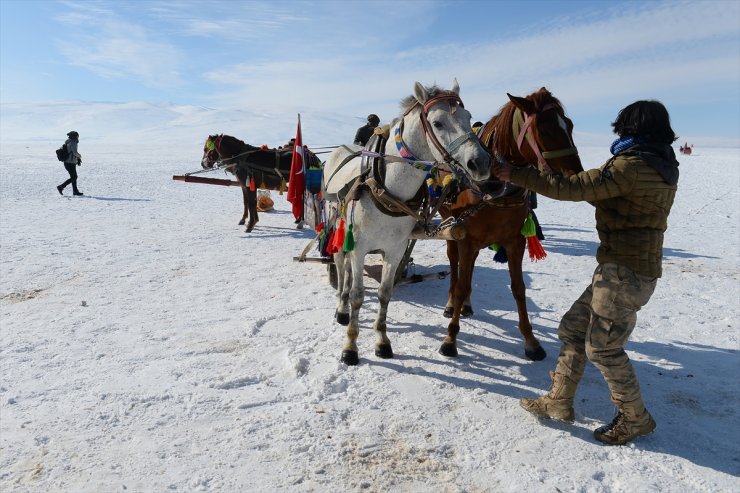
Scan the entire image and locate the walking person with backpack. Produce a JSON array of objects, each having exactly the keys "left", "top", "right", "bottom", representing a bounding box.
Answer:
[{"left": 57, "top": 131, "right": 83, "bottom": 196}]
